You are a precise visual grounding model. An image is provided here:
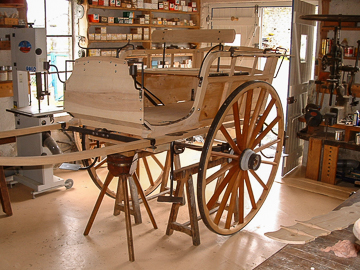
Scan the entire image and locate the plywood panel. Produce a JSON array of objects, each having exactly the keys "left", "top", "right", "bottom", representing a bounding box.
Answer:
[{"left": 64, "top": 57, "right": 143, "bottom": 125}]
